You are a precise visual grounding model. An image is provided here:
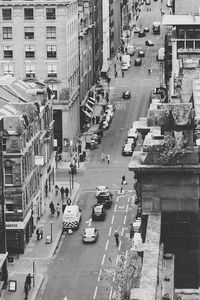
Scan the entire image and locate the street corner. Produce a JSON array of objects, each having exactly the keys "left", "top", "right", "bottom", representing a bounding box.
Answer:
[{"left": 2, "top": 272, "right": 44, "bottom": 300}]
